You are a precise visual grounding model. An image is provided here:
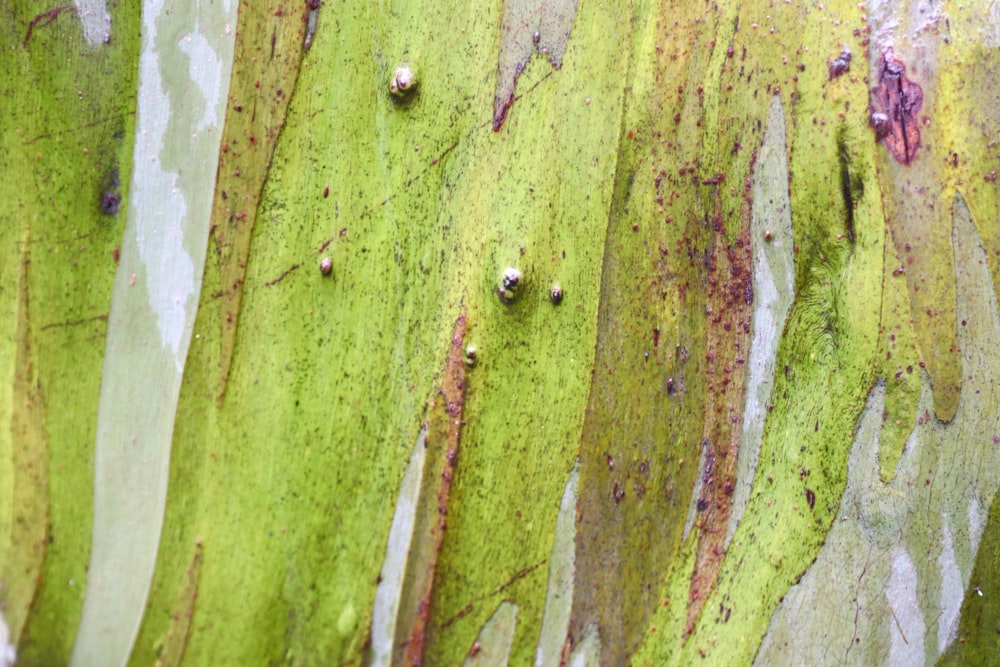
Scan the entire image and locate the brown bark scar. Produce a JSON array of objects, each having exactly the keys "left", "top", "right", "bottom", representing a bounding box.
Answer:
[
  {"left": 870, "top": 47, "right": 923, "bottom": 165},
  {"left": 685, "top": 193, "right": 753, "bottom": 635}
]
